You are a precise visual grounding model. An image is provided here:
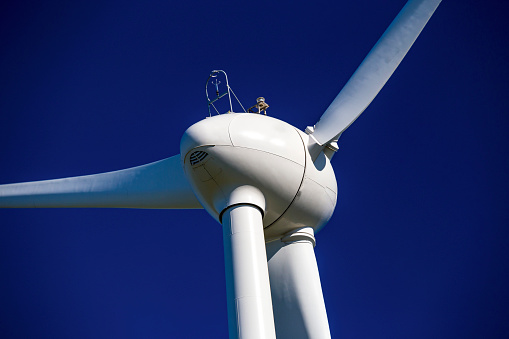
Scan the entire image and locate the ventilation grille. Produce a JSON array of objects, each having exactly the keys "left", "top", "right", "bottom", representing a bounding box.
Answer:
[{"left": 189, "top": 151, "right": 208, "bottom": 165}]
